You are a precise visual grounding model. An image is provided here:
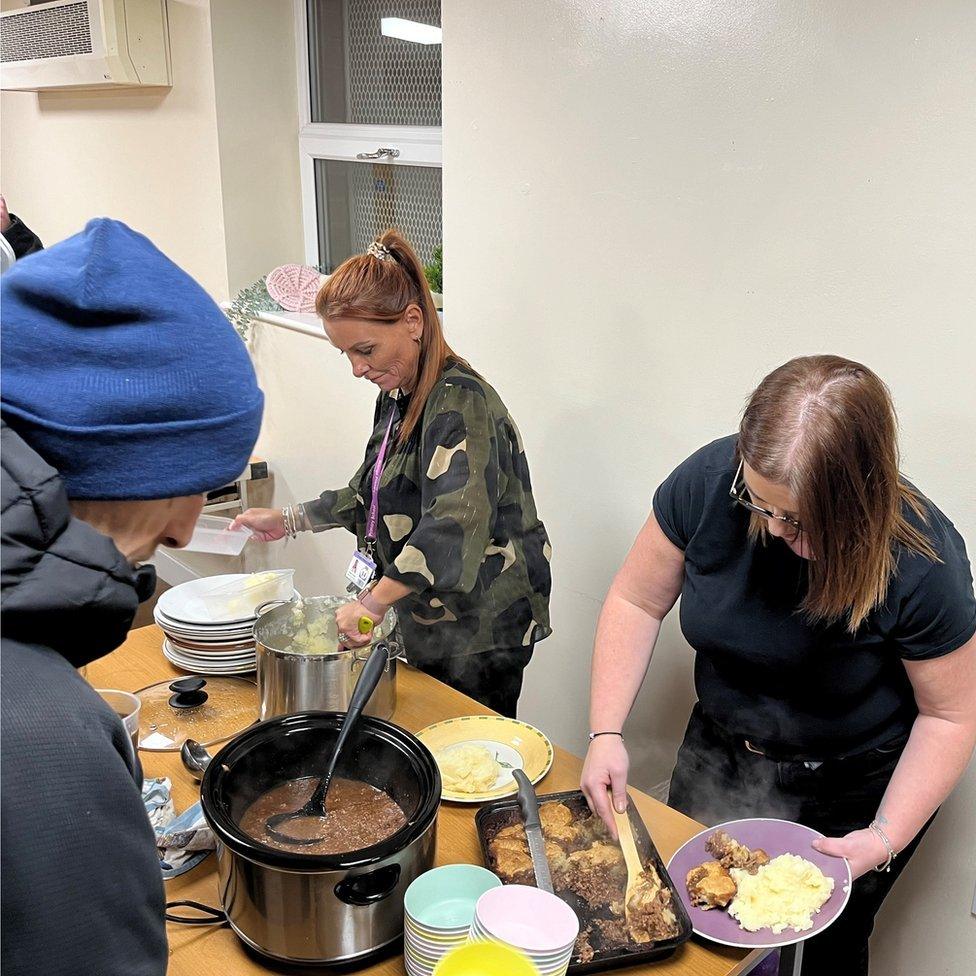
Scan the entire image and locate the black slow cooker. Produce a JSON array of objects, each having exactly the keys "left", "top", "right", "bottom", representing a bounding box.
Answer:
[{"left": 198, "top": 711, "right": 440, "bottom": 965}]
